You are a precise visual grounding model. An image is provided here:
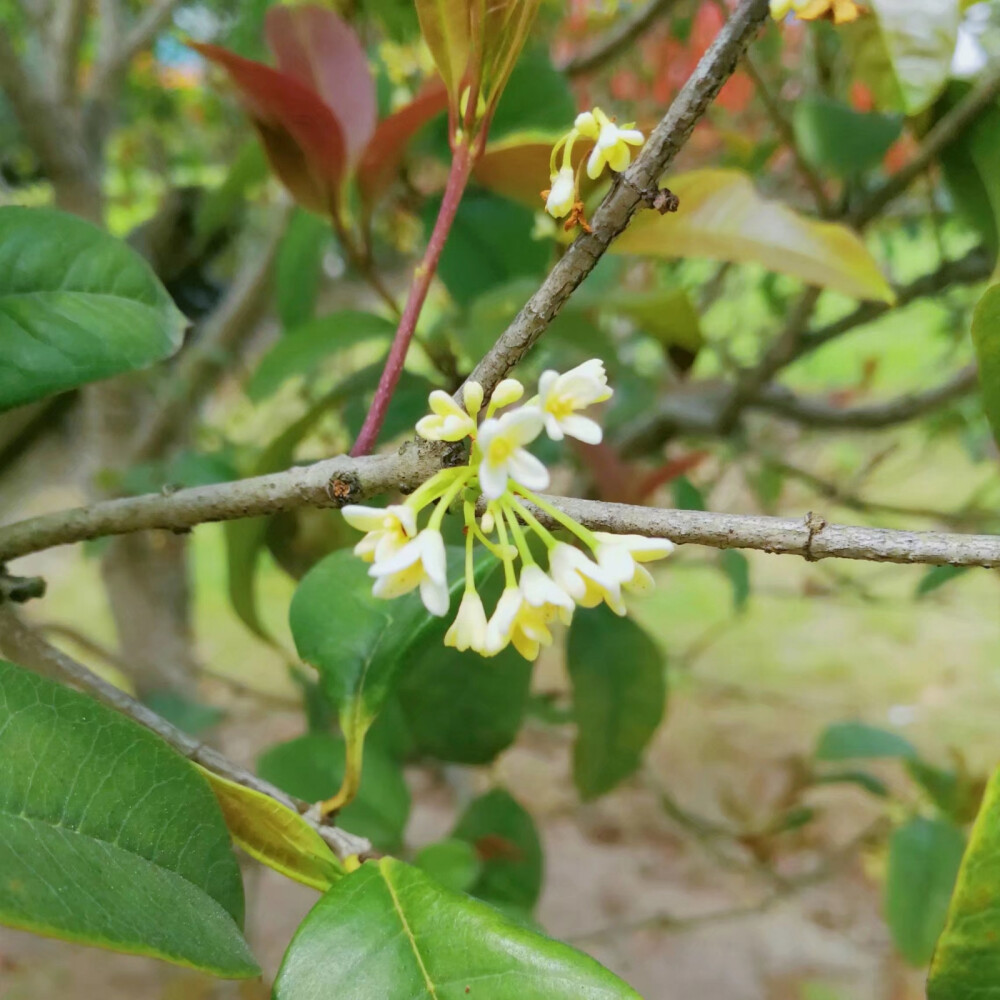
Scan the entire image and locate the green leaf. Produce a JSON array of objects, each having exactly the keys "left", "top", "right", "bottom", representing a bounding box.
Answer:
[
  {"left": 273, "top": 858, "right": 641, "bottom": 999},
  {"left": 257, "top": 733, "right": 410, "bottom": 851},
  {"left": 885, "top": 817, "right": 965, "bottom": 966},
  {"left": 144, "top": 691, "right": 225, "bottom": 735},
  {"left": 453, "top": 789, "right": 543, "bottom": 913},
  {"left": 0, "top": 660, "right": 257, "bottom": 977},
  {"left": 929, "top": 767, "right": 1000, "bottom": 998},
  {"left": 194, "top": 141, "right": 268, "bottom": 247},
  {"left": 395, "top": 560, "right": 532, "bottom": 764},
  {"left": 612, "top": 169, "right": 895, "bottom": 303},
  {"left": 247, "top": 310, "right": 395, "bottom": 402},
  {"left": 916, "top": 564, "right": 970, "bottom": 598},
  {"left": 414, "top": 838, "right": 482, "bottom": 893},
  {"left": 289, "top": 547, "right": 476, "bottom": 752},
  {"left": 720, "top": 549, "right": 751, "bottom": 613},
  {"left": 199, "top": 767, "right": 343, "bottom": 892},
  {"left": 275, "top": 208, "right": 331, "bottom": 330},
  {"left": 938, "top": 87, "right": 1000, "bottom": 256},
  {"left": 567, "top": 605, "right": 667, "bottom": 800},
  {"left": 488, "top": 43, "right": 576, "bottom": 141},
  {"left": 815, "top": 721, "right": 918, "bottom": 761},
  {"left": 672, "top": 475, "right": 706, "bottom": 511},
  {"left": 428, "top": 189, "right": 548, "bottom": 307},
  {"left": 864, "top": 0, "right": 961, "bottom": 115},
  {"left": 972, "top": 284, "right": 1000, "bottom": 448},
  {"left": 0, "top": 206, "right": 187, "bottom": 411},
  {"left": 792, "top": 96, "right": 902, "bottom": 178},
  {"left": 811, "top": 770, "right": 890, "bottom": 798}
]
